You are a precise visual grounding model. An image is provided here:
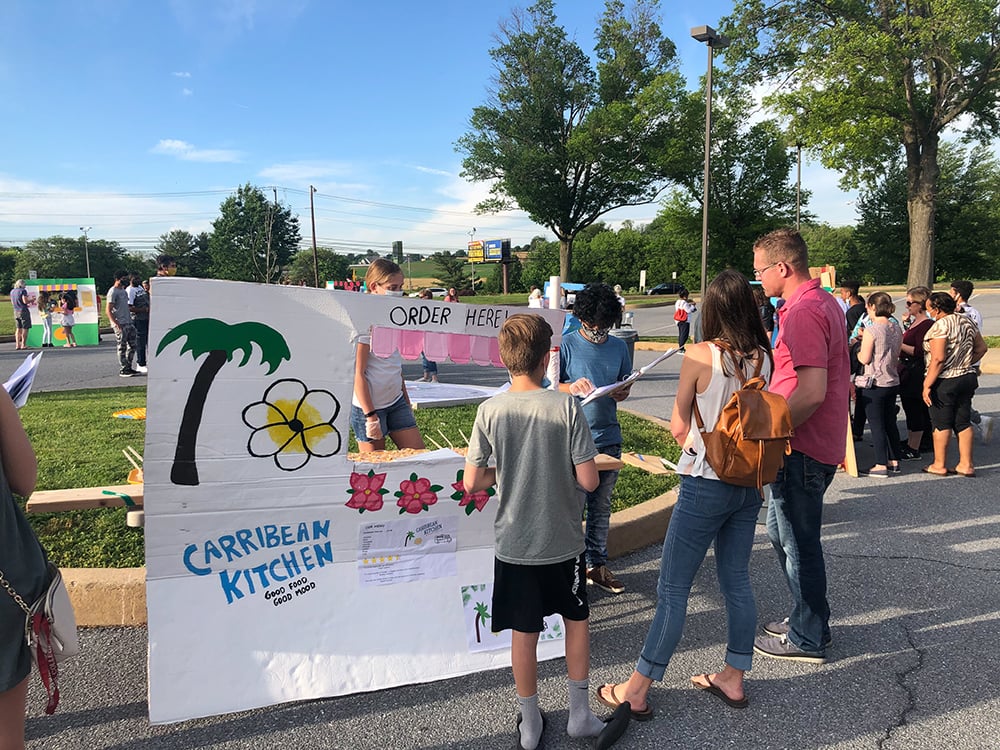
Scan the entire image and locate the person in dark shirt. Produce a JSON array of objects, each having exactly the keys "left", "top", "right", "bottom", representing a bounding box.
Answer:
[{"left": 840, "top": 280, "right": 866, "bottom": 333}]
